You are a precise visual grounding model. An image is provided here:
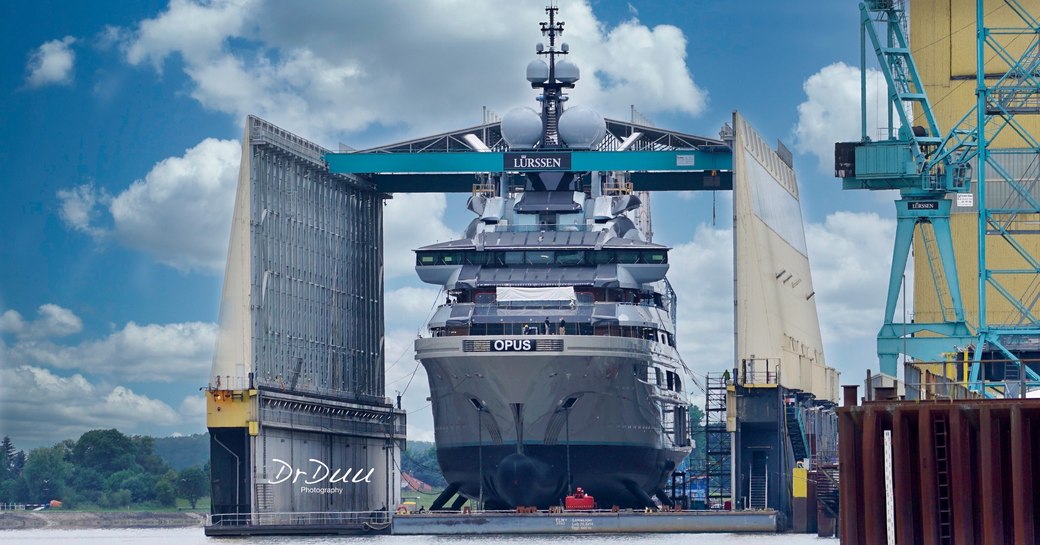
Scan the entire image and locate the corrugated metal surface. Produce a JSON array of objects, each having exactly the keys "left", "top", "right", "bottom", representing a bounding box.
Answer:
[{"left": 838, "top": 390, "right": 1040, "bottom": 544}]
